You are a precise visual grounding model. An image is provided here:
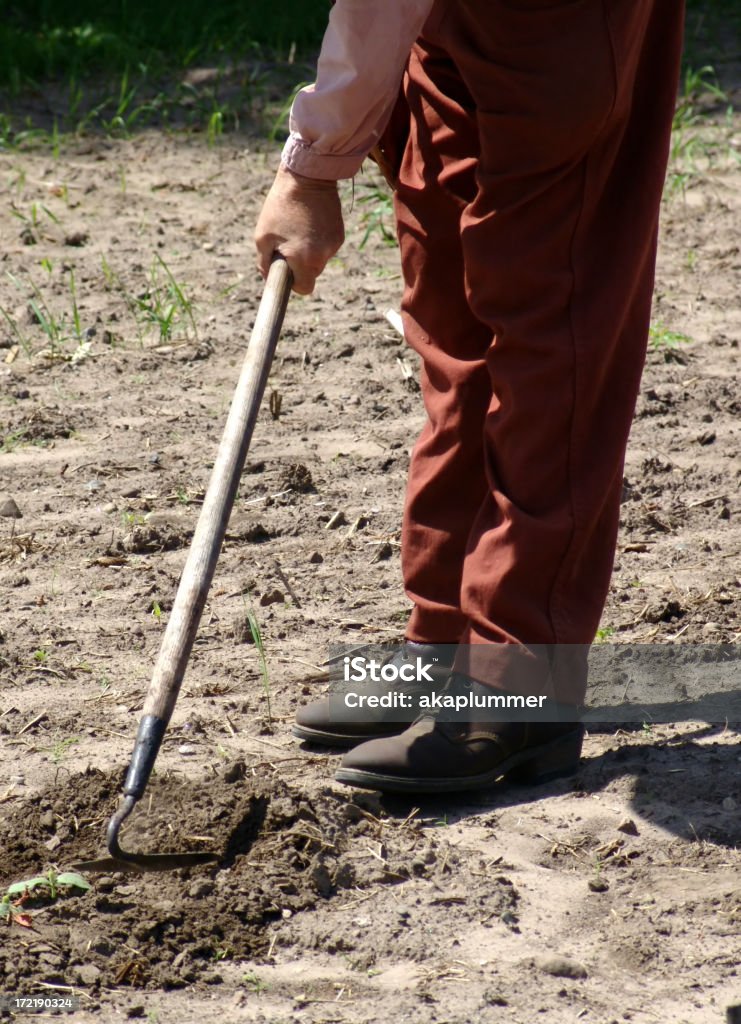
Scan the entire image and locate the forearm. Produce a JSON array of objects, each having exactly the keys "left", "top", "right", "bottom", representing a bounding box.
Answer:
[{"left": 282, "top": 0, "right": 434, "bottom": 180}]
